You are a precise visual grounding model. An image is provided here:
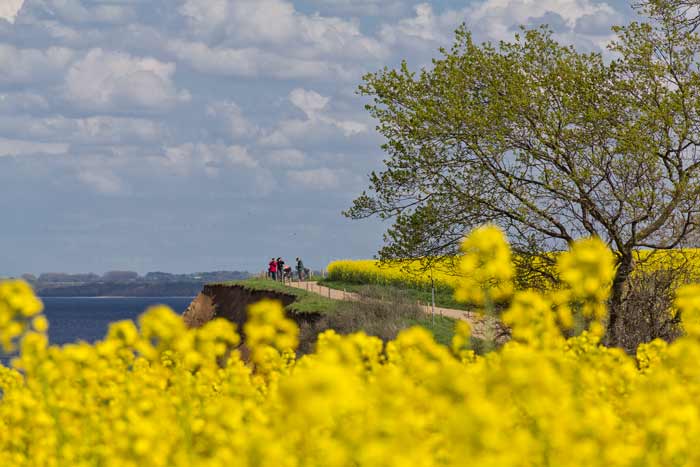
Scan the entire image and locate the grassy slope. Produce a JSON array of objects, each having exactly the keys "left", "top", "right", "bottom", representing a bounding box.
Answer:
[
  {"left": 319, "top": 279, "right": 466, "bottom": 347},
  {"left": 318, "top": 279, "right": 470, "bottom": 311},
  {"left": 319, "top": 280, "right": 496, "bottom": 350},
  {"left": 211, "top": 279, "right": 339, "bottom": 315},
  {"left": 218, "top": 279, "right": 478, "bottom": 350},
  {"left": 408, "top": 315, "right": 457, "bottom": 347}
]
